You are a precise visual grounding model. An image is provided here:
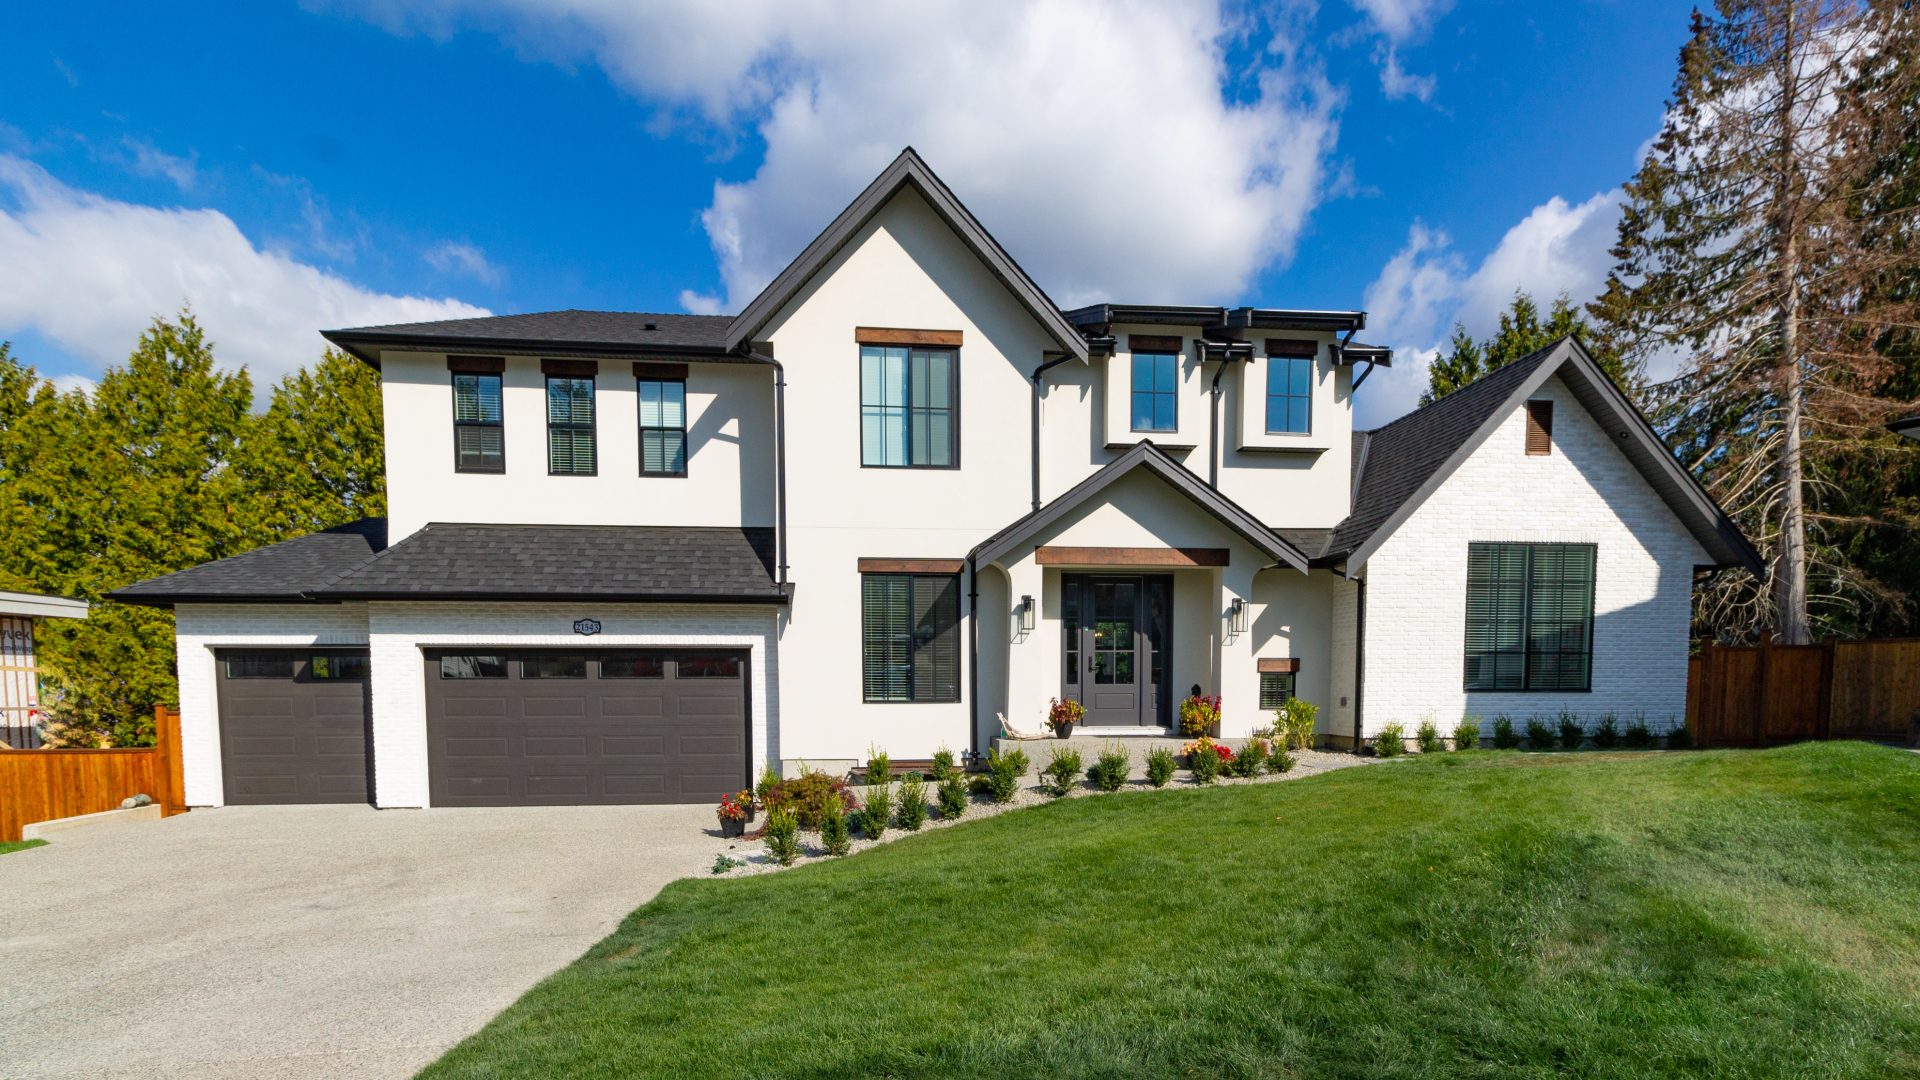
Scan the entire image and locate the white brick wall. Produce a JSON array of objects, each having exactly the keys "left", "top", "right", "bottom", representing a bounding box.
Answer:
[
  {"left": 365, "top": 602, "right": 780, "bottom": 807},
  {"left": 173, "top": 603, "right": 372, "bottom": 806},
  {"left": 1360, "top": 374, "right": 1708, "bottom": 738},
  {"left": 1326, "top": 575, "right": 1357, "bottom": 742}
]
